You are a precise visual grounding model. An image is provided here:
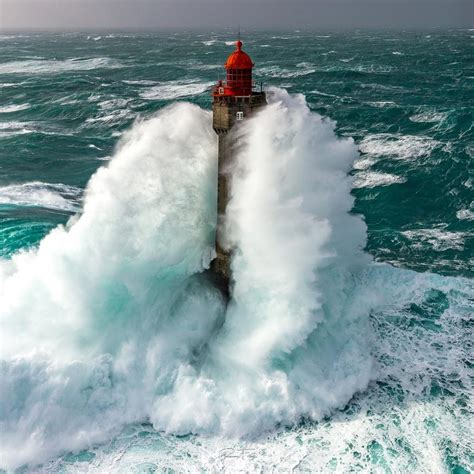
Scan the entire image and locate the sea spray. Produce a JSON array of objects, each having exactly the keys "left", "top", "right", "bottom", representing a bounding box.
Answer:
[
  {"left": 149, "top": 89, "right": 373, "bottom": 435},
  {"left": 1, "top": 90, "right": 374, "bottom": 469},
  {"left": 0, "top": 102, "right": 223, "bottom": 468},
  {"left": 226, "top": 88, "right": 369, "bottom": 361}
]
